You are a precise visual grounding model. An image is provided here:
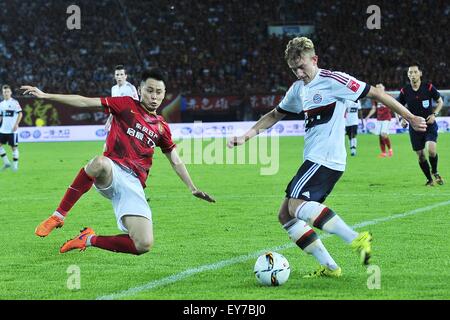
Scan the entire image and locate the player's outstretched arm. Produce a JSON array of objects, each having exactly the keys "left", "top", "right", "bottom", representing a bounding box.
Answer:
[
  {"left": 227, "top": 108, "right": 286, "bottom": 148},
  {"left": 164, "top": 149, "right": 215, "bottom": 203},
  {"left": 366, "top": 86, "right": 427, "bottom": 132},
  {"left": 21, "top": 85, "right": 102, "bottom": 108}
]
